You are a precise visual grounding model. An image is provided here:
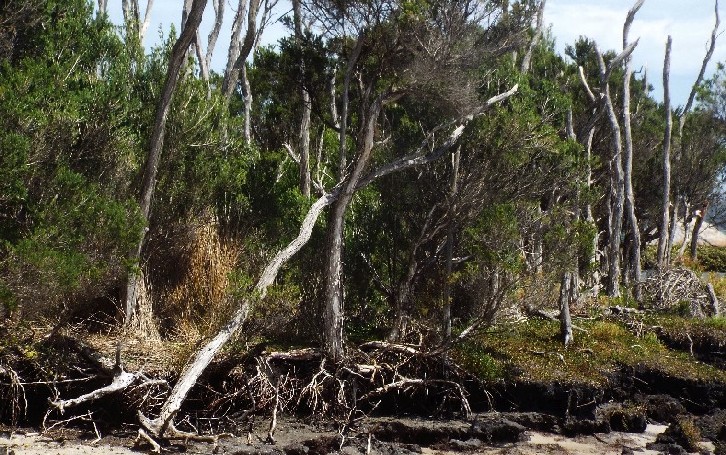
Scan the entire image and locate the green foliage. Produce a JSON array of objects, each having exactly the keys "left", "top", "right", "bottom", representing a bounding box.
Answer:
[
  {"left": 453, "top": 340, "right": 504, "bottom": 381},
  {"left": 0, "top": 0, "right": 146, "bottom": 316}
]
